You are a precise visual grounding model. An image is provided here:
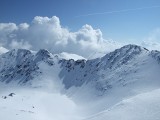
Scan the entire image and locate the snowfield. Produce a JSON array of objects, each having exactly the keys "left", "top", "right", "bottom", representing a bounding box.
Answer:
[
  {"left": 1, "top": 87, "right": 160, "bottom": 120},
  {"left": 0, "top": 44, "right": 160, "bottom": 120},
  {"left": 0, "top": 87, "right": 84, "bottom": 120},
  {"left": 84, "top": 89, "right": 160, "bottom": 120}
]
